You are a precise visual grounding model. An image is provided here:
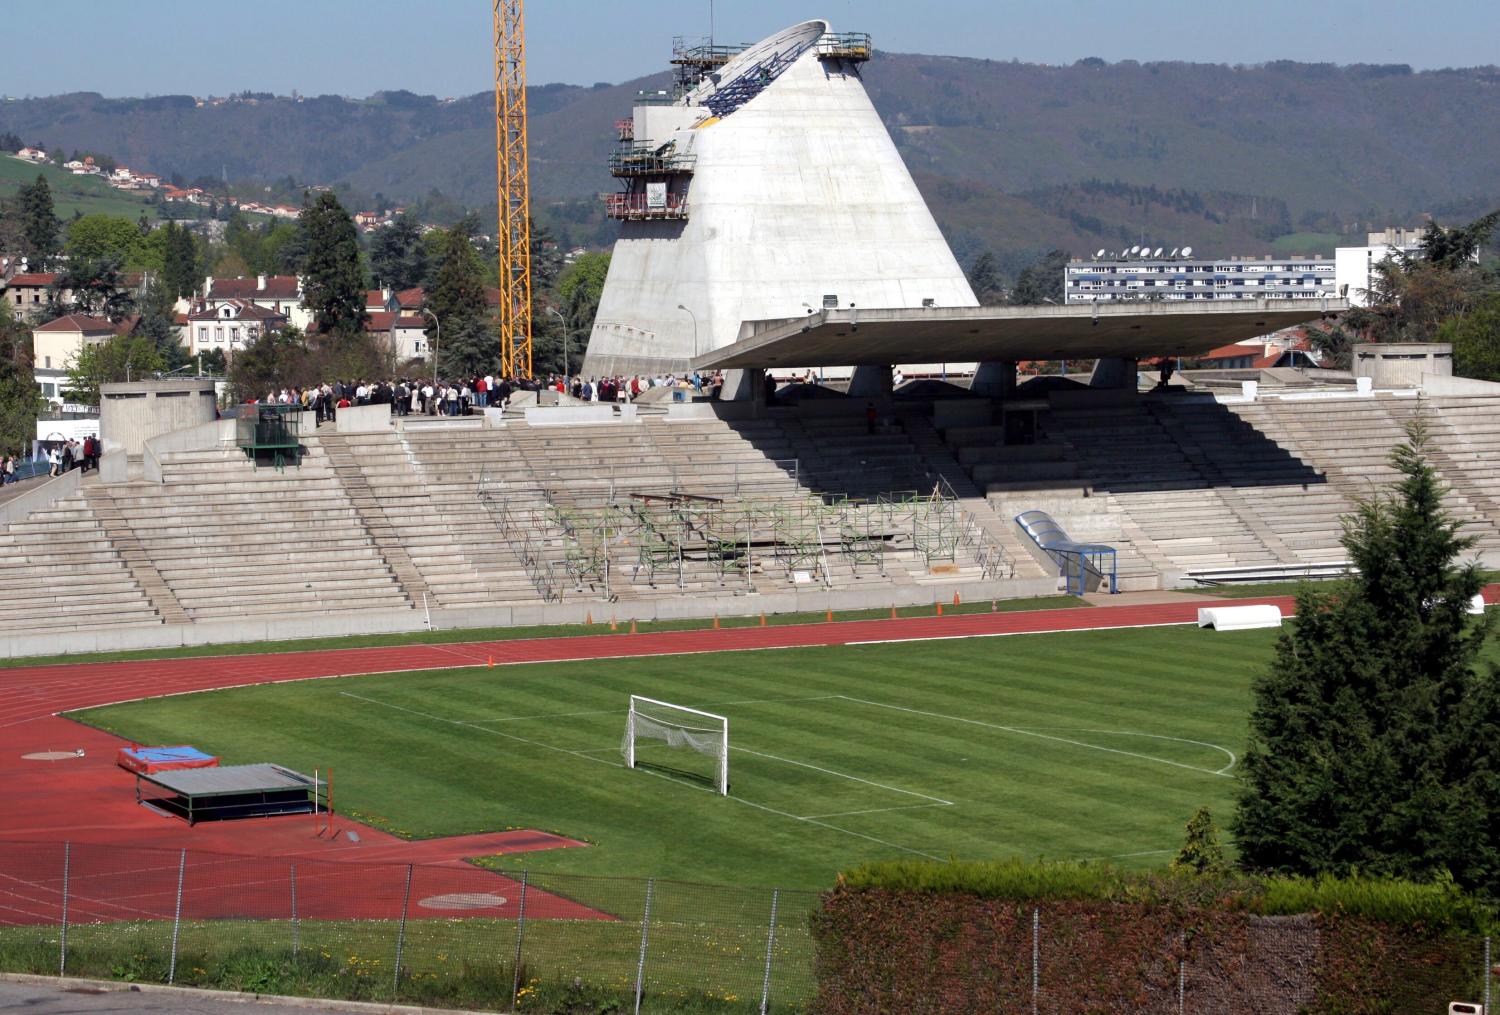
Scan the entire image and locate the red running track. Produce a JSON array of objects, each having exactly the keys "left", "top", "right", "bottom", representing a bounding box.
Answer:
[{"left": 2, "top": 589, "right": 1493, "bottom": 865}]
